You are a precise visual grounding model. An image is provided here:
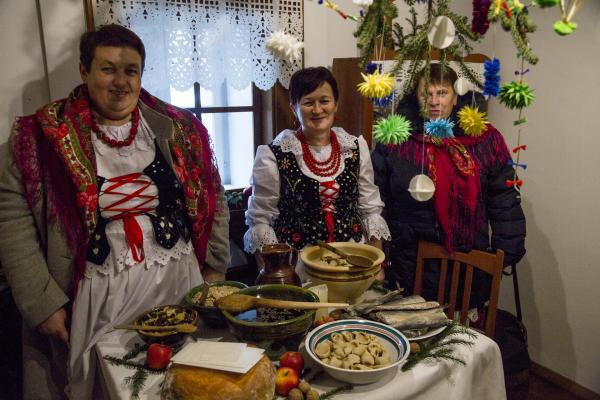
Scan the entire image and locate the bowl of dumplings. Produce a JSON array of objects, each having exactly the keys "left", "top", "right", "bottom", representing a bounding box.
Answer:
[{"left": 304, "top": 319, "right": 410, "bottom": 384}]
